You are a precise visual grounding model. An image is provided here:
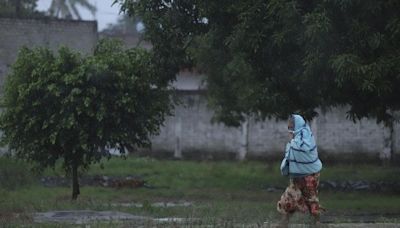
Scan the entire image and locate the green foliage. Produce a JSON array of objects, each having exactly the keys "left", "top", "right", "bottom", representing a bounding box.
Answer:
[
  {"left": 0, "top": 0, "right": 42, "bottom": 18},
  {"left": 0, "top": 39, "right": 172, "bottom": 196},
  {"left": 305, "top": 0, "right": 400, "bottom": 125},
  {"left": 116, "top": 0, "right": 400, "bottom": 126},
  {"left": 115, "top": 0, "right": 208, "bottom": 86}
]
